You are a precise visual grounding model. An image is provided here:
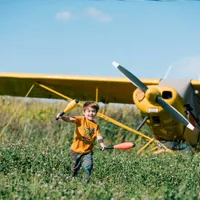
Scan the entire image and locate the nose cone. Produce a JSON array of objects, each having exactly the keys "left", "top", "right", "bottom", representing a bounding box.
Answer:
[{"left": 145, "top": 87, "right": 160, "bottom": 103}]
